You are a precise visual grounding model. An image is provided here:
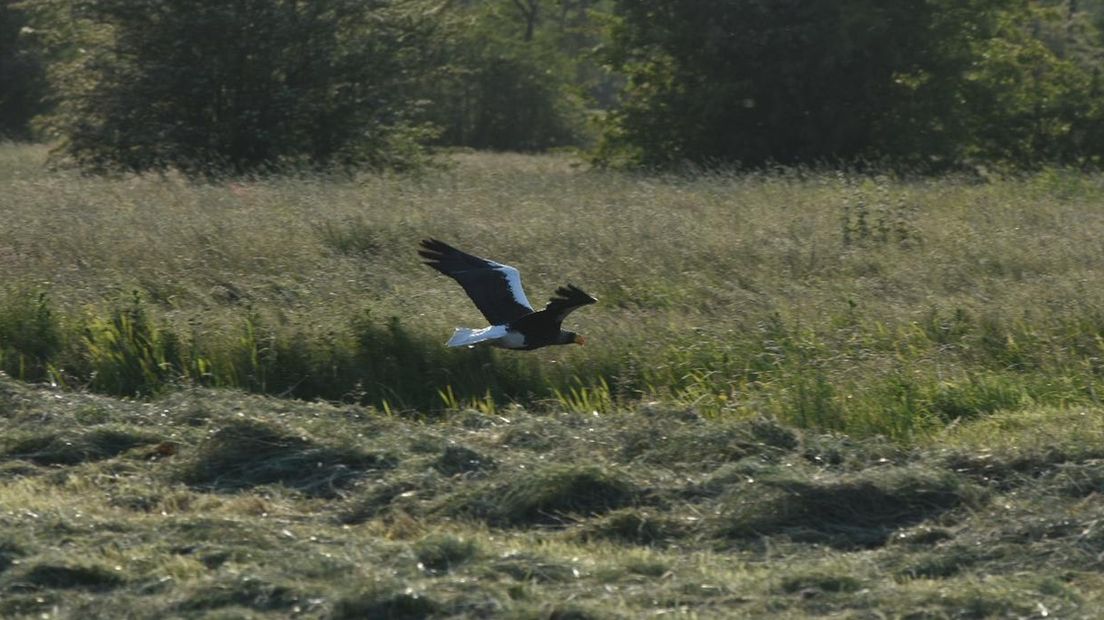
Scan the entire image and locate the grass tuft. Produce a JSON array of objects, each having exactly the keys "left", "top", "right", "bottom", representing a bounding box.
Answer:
[
  {"left": 414, "top": 533, "right": 480, "bottom": 574},
  {"left": 490, "top": 552, "right": 579, "bottom": 583},
  {"left": 433, "top": 445, "right": 496, "bottom": 476},
  {"left": 330, "top": 588, "right": 439, "bottom": 620},
  {"left": 174, "top": 577, "right": 301, "bottom": 613},
  {"left": 777, "top": 571, "right": 864, "bottom": 595},
  {"left": 467, "top": 464, "right": 637, "bottom": 526},
  {"left": 0, "top": 290, "right": 61, "bottom": 382},
  {"left": 574, "top": 509, "right": 680, "bottom": 546},
  {"left": 0, "top": 537, "right": 24, "bottom": 575}
]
